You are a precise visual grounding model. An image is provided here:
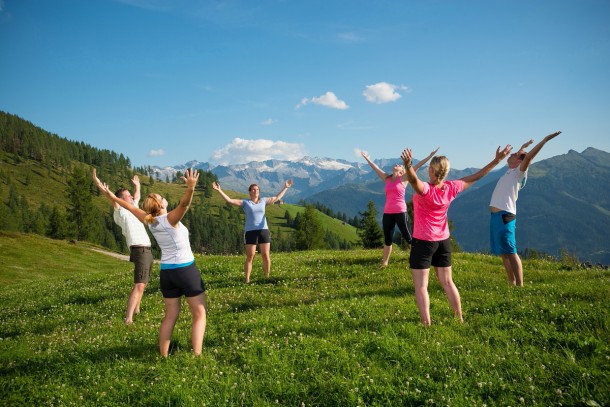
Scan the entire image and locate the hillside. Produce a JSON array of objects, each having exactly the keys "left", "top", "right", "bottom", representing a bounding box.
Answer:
[
  {"left": 2, "top": 111, "right": 607, "bottom": 263},
  {"left": 0, "top": 112, "right": 359, "bottom": 254},
  {"left": 449, "top": 148, "right": 610, "bottom": 264},
  {"left": 310, "top": 148, "right": 610, "bottom": 264}
]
